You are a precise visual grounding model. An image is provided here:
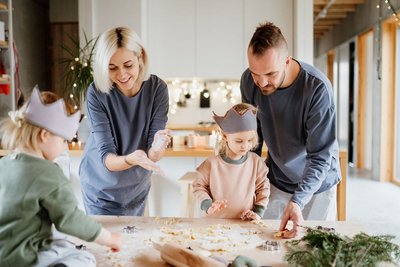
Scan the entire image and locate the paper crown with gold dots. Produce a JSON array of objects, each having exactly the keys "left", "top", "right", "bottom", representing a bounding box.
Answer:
[
  {"left": 24, "top": 87, "right": 81, "bottom": 141},
  {"left": 213, "top": 106, "right": 257, "bottom": 133}
]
